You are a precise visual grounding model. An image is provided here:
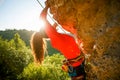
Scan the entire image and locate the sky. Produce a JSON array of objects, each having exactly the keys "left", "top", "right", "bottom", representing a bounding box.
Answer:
[{"left": 0, "top": 0, "right": 54, "bottom": 31}]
